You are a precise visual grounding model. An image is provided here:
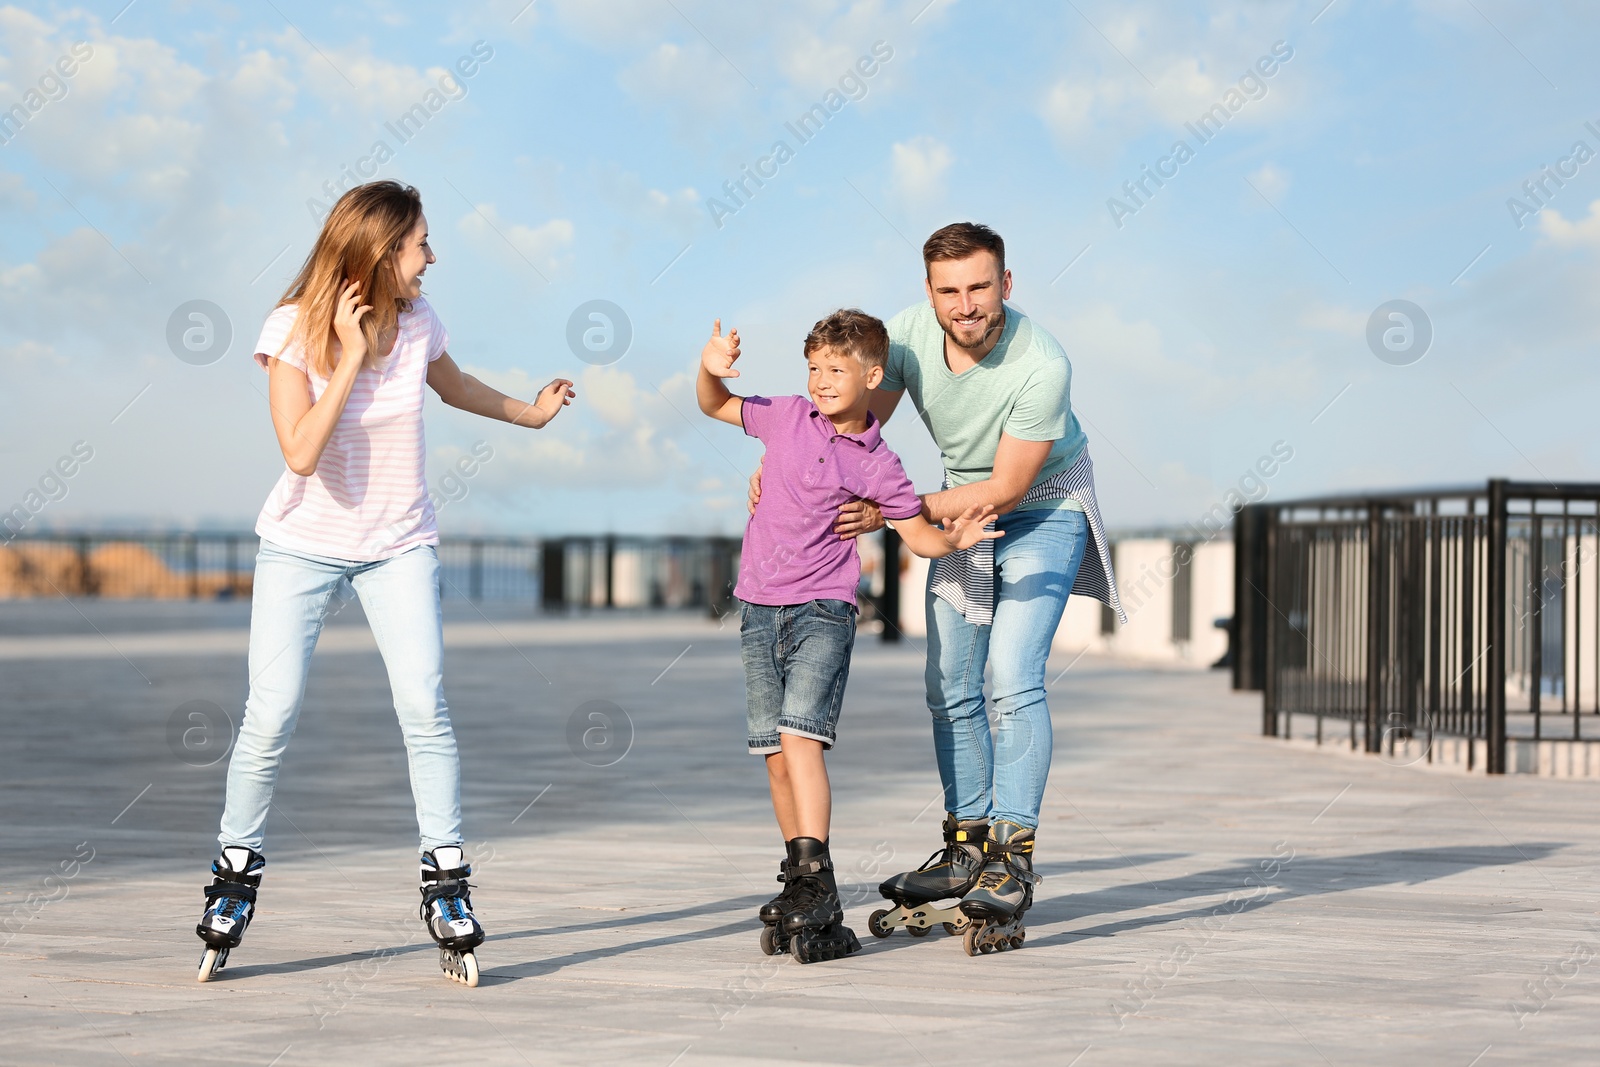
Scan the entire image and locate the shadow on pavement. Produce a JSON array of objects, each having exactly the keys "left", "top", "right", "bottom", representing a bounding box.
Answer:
[{"left": 1023, "top": 842, "right": 1567, "bottom": 950}]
